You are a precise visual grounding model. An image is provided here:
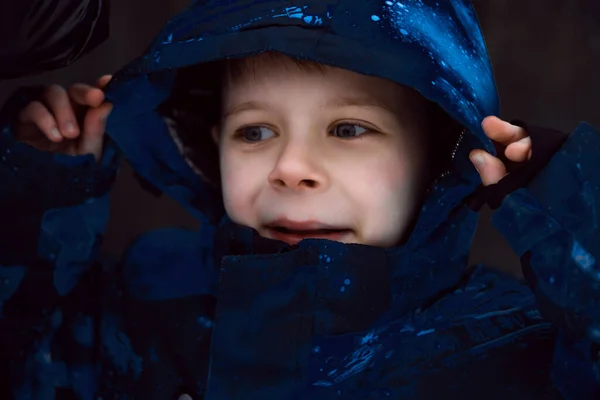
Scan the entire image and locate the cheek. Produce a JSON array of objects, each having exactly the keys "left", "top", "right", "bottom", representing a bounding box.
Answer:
[
  {"left": 219, "top": 151, "right": 257, "bottom": 225},
  {"left": 353, "top": 148, "right": 424, "bottom": 246}
]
